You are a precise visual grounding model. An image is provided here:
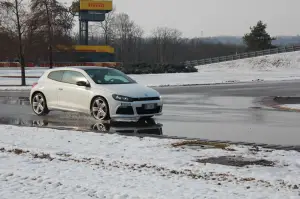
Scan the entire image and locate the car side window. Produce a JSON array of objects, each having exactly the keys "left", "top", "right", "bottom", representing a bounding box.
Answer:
[
  {"left": 47, "top": 71, "right": 64, "bottom": 82},
  {"left": 61, "top": 71, "right": 87, "bottom": 85}
]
